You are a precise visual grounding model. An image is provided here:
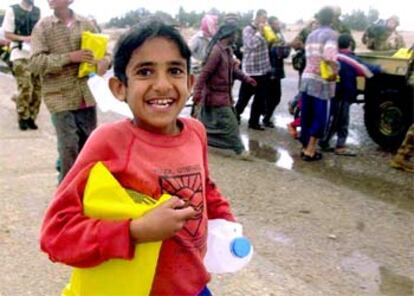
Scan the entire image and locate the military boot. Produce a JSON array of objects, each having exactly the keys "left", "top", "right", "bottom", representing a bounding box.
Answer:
[
  {"left": 389, "top": 154, "right": 414, "bottom": 173},
  {"left": 27, "top": 118, "right": 38, "bottom": 130},
  {"left": 18, "top": 119, "right": 28, "bottom": 131}
]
